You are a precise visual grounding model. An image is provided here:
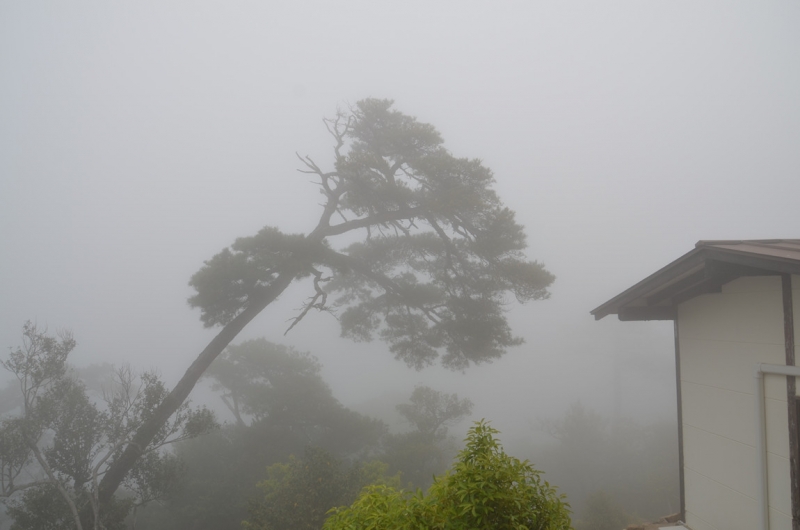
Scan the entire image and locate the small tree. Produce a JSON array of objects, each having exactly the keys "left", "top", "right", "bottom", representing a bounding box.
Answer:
[
  {"left": 325, "top": 421, "right": 572, "bottom": 530},
  {"left": 382, "top": 386, "right": 473, "bottom": 489},
  {"left": 396, "top": 386, "right": 473, "bottom": 441},
  {"left": 0, "top": 322, "right": 217, "bottom": 530},
  {"left": 205, "top": 338, "right": 386, "bottom": 456},
  {"left": 205, "top": 338, "right": 323, "bottom": 427}
]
